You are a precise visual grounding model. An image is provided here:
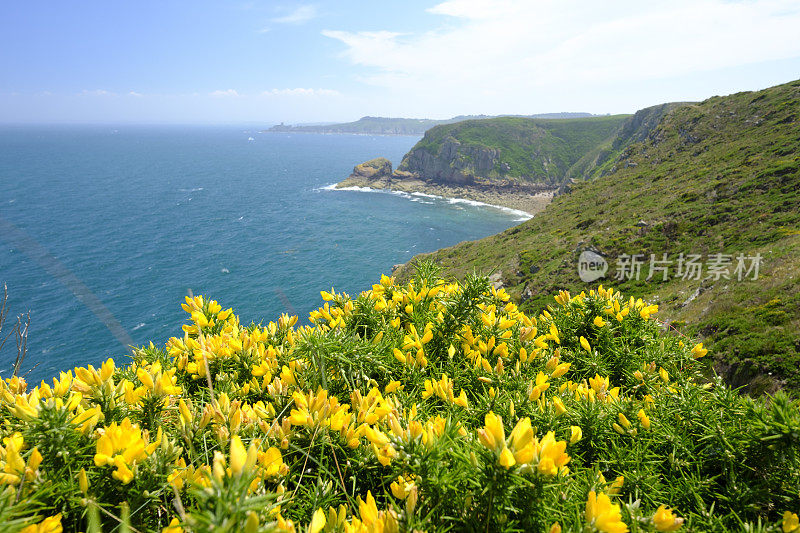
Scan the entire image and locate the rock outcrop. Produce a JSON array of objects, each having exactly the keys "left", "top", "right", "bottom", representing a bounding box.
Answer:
[
  {"left": 335, "top": 155, "right": 555, "bottom": 215},
  {"left": 337, "top": 157, "right": 393, "bottom": 188}
]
